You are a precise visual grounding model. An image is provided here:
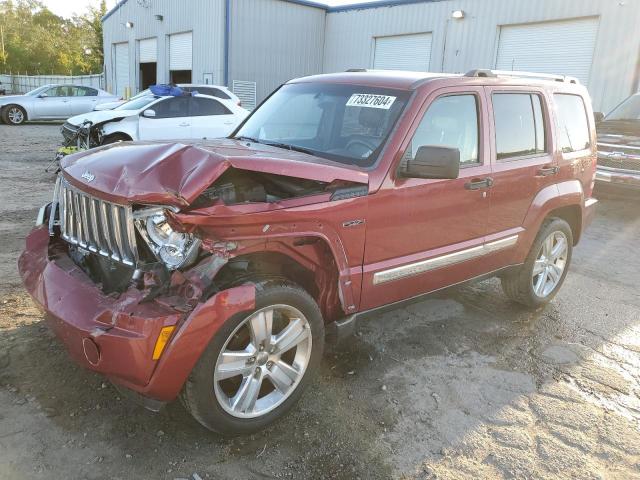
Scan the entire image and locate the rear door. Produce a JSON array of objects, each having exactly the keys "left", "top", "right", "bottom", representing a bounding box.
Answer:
[
  {"left": 484, "top": 87, "right": 557, "bottom": 240},
  {"left": 138, "top": 96, "right": 191, "bottom": 140},
  {"left": 189, "top": 97, "right": 239, "bottom": 139},
  {"left": 69, "top": 86, "right": 100, "bottom": 115}
]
